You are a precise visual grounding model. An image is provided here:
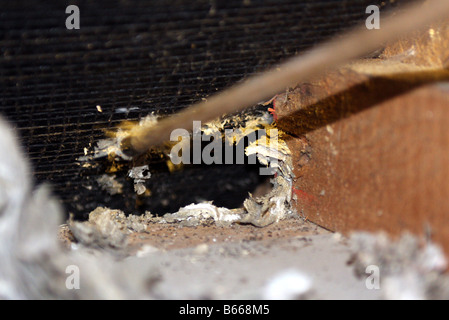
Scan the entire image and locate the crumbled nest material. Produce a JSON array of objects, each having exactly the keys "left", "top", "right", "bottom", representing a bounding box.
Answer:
[
  {"left": 69, "top": 107, "right": 298, "bottom": 250},
  {"left": 3, "top": 112, "right": 449, "bottom": 299},
  {"left": 0, "top": 117, "right": 160, "bottom": 299},
  {"left": 75, "top": 107, "right": 296, "bottom": 230},
  {"left": 69, "top": 207, "right": 152, "bottom": 251},
  {"left": 95, "top": 174, "right": 124, "bottom": 195},
  {"left": 349, "top": 232, "right": 449, "bottom": 300},
  {"left": 160, "top": 202, "right": 243, "bottom": 227}
]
